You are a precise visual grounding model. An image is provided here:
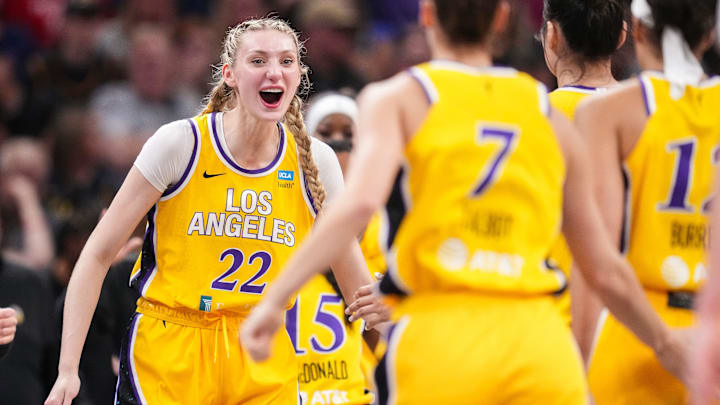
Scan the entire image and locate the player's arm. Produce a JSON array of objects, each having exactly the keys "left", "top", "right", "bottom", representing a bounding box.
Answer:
[
  {"left": 552, "top": 108, "right": 689, "bottom": 383},
  {"left": 567, "top": 90, "right": 628, "bottom": 361},
  {"left": 310, "top": 139, "right": 380, "bottom": 326},
  {"left": 242, "top": 73, "right": 421, "bottom": 360},
  {"left": 692, "top": 163, "right": 720, "bottom": 403},
  {"left": 45, "top": 168, "right": 161, "bottom": 405}
]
